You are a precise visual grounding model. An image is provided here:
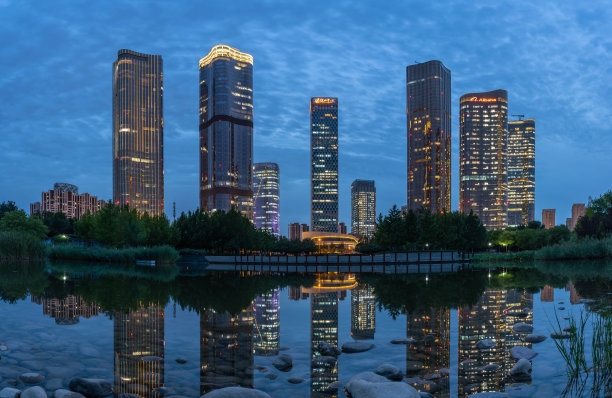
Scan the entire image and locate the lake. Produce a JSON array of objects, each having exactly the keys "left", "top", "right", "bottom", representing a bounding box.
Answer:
[{"left": 0, "top": 261, "right": 610, "bottom": 397}]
